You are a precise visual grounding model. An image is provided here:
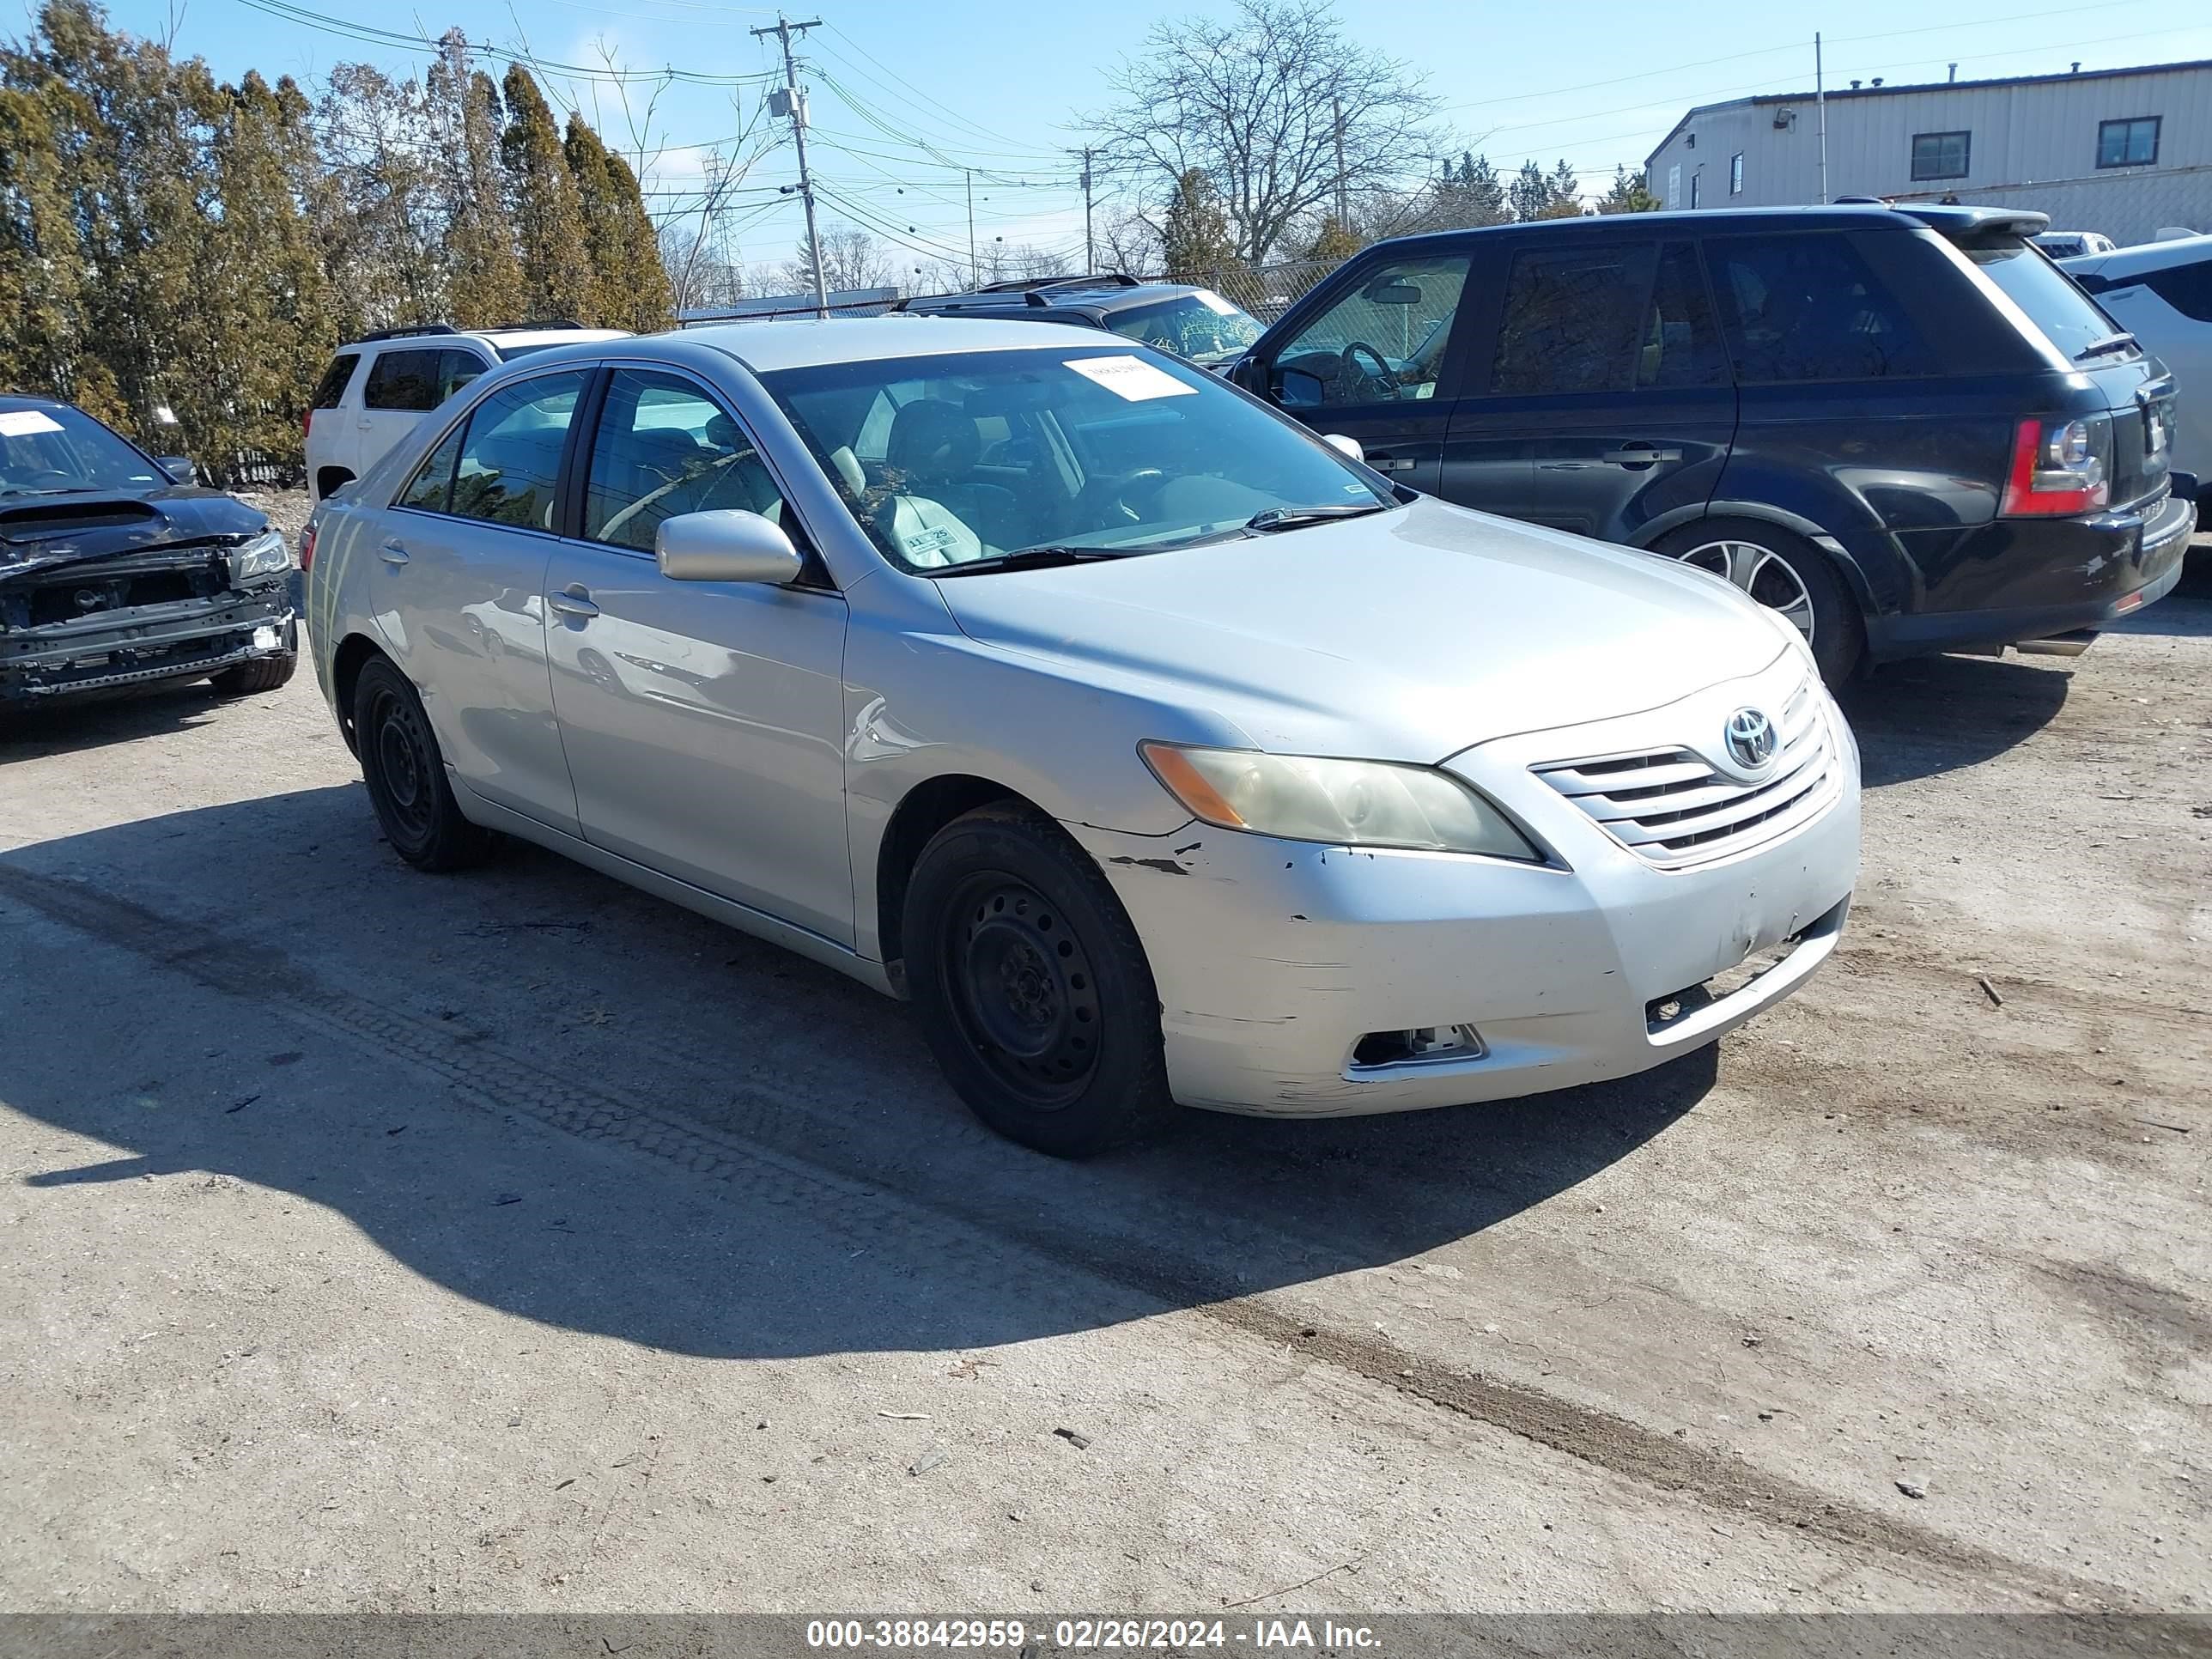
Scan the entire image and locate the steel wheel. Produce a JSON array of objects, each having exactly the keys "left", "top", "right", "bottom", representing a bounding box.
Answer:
[
  {"left": 941, "top": 873, "right": 1103, "bottom": 1110},
  {"left": 1669, "top": 538, "right": 1817, "bottom": 643},
  {"left": 367, "top": 682, "right": 437, "bottom": 845},
  {"left": 350, "top": 654, "right": 494, "bottom": 871}
]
